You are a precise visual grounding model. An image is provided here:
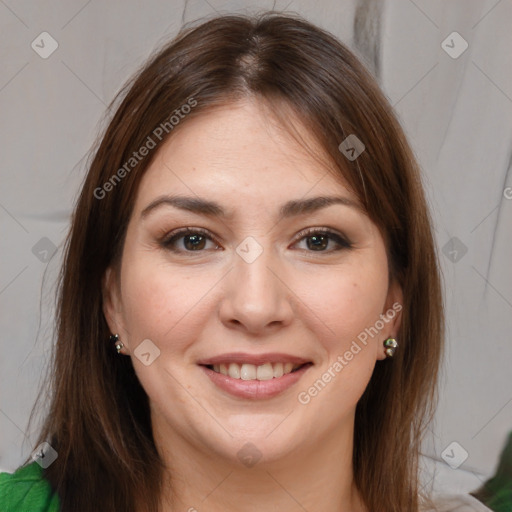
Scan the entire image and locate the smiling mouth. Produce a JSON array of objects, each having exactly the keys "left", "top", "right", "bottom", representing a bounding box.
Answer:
[{"left": 202, "top": 362, "right": 312, "bottom": 381}]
